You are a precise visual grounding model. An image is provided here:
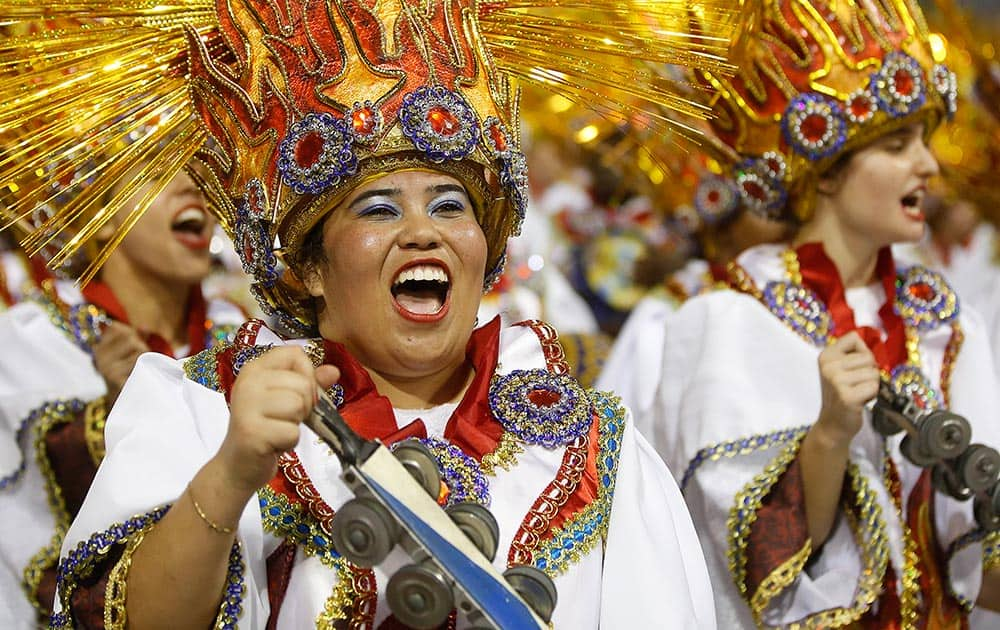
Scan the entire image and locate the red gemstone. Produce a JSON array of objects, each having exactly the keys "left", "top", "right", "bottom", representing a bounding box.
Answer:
[
  {"left": 894, "top": 68, "right": 914, "bottom": 96},
  {"left": 800, "top": 113, "right": 828, "bottom": 142},
  {"left": 352, "top": 107, "right": 377, "bottom": 136},
  {"left": 488, "top": 123, "right": 508, "bottom": 152},
  {"left": 908, "top": 282, "right": 934, "bottom": 301},
  {"left": 742, "top": 180, "right": 766, "bottom": 201},
  {"left": 295, "top": 132, "right": 325, "bottom": 168},
  {"left": 427, "top": 106, "right": 460, "bottom": 136},
  {"left": 528, "top": 388, "right": 561, "bottom": 407},
  {"left": 765, "top": 157, "right": 782, "bottom": 175},
  {"left": 707, "top": 190, "right": 720, "bottom": 204},
  {"left": 850, "top": 95, "right": 872, "bottom": 119}
]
